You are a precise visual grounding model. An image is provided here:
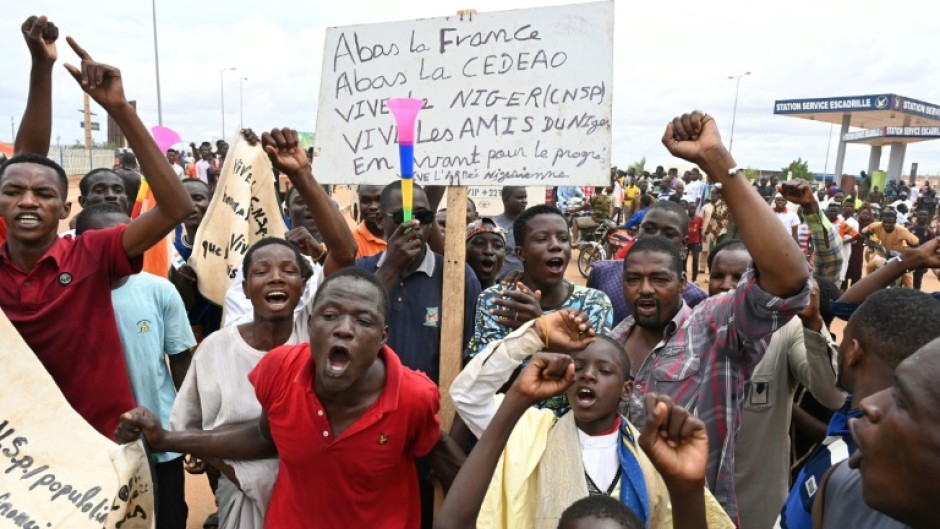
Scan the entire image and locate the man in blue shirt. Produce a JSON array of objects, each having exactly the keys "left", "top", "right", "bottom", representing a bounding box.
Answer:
[
  {"left": 356, "top": 180, "right": 481, "bottom": 384},
  {"left": 556, "top": 185, "right": 585, "bottom": 205},
  {"left": 355, "top": 180, "right": 480, "bottom": 528}
]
